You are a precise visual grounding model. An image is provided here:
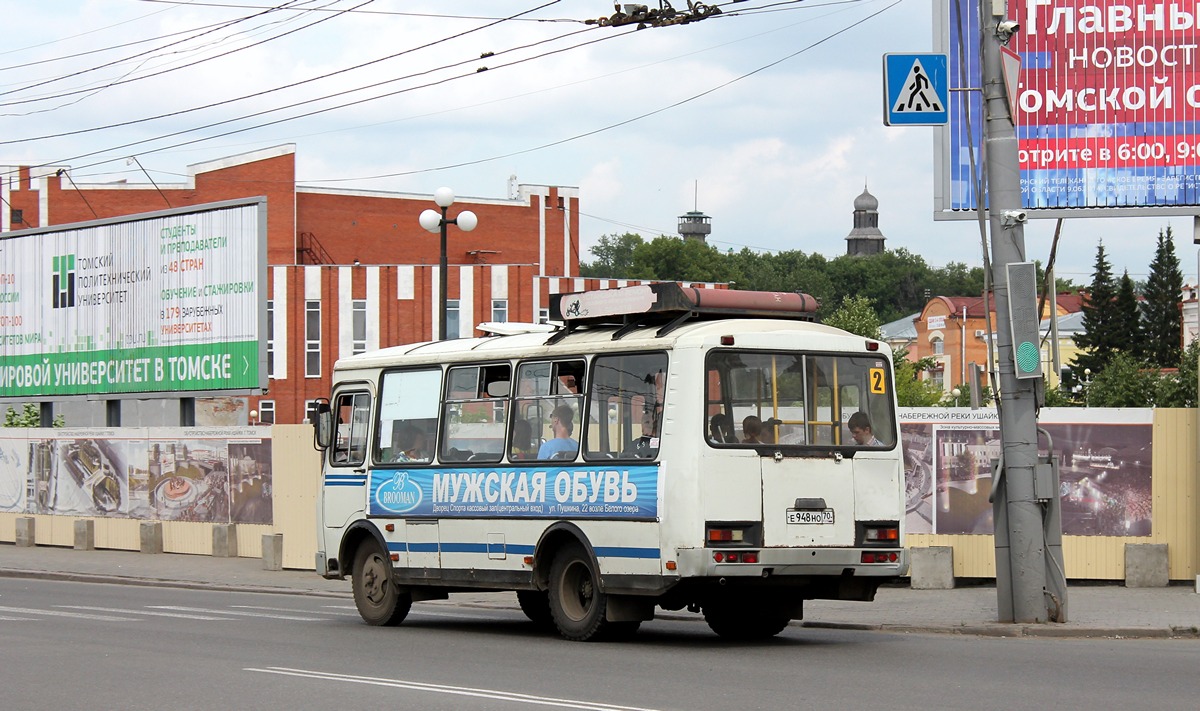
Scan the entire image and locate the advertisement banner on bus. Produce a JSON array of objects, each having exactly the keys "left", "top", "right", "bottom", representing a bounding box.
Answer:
[
  {"left": 935, "top": 0, "right": 1200, "bottom": 215},
  {"left": 368, "top": 464, "right": 660, "bottom": 519}
]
